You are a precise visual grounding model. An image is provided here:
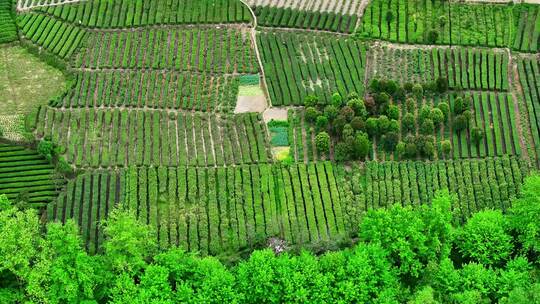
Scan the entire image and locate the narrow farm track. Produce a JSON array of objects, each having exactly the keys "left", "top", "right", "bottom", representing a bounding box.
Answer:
[{"left": 239, "top": 0, "right": 270, "bottom": 109}]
